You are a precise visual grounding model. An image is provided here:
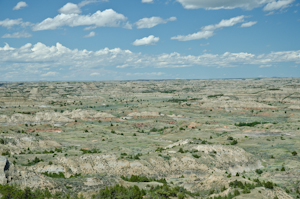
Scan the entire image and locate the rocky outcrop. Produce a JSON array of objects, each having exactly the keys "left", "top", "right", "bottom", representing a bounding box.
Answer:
[
  {"left": 0, "top": 109, "right": 115, "bottom": 124},
  {"left": 27, "top": 144, "right": 263, "bottom": 180},
  {"left": 200, "top": 99, "right": 275, "bottom": 110},
  {"left": 0, "top": 156, "right": 8, "bottom": 184}
]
